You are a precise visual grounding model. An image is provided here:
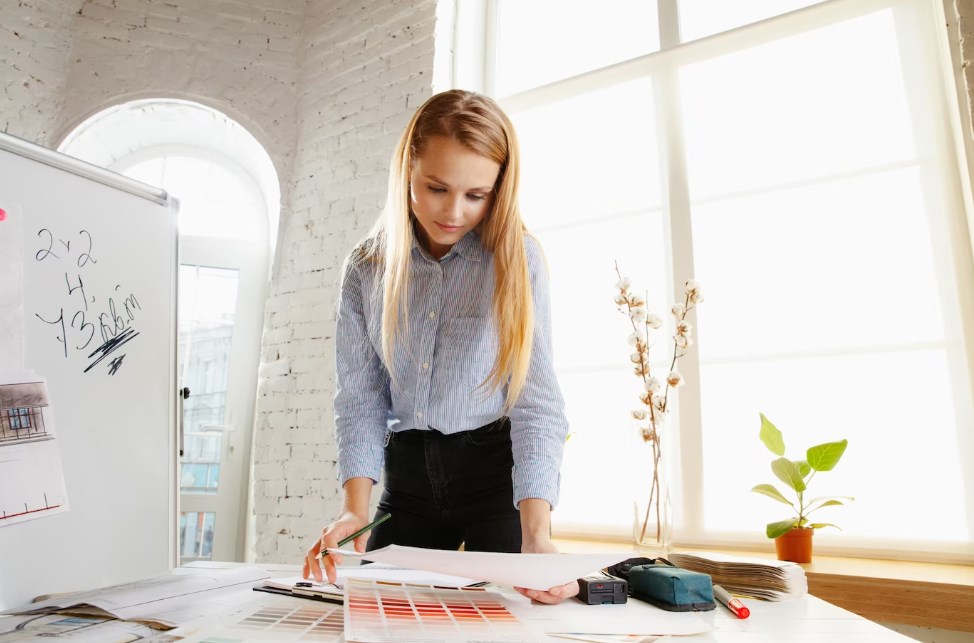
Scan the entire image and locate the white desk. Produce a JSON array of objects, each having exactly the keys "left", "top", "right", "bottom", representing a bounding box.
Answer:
[{"left": 170, "top": 562, "right": 916, "bottom": 642}]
